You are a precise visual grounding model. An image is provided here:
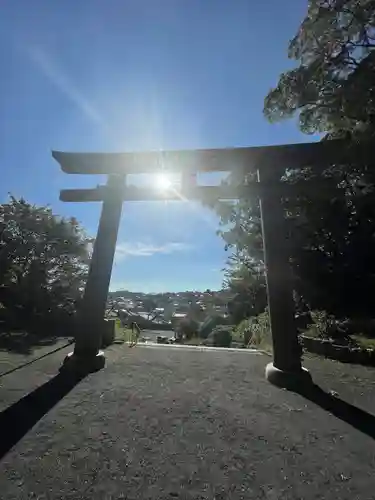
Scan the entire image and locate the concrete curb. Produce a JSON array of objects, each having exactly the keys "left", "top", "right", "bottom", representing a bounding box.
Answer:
[{"left": 134, "top": 342, "right": 262, "bottom": 353}]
